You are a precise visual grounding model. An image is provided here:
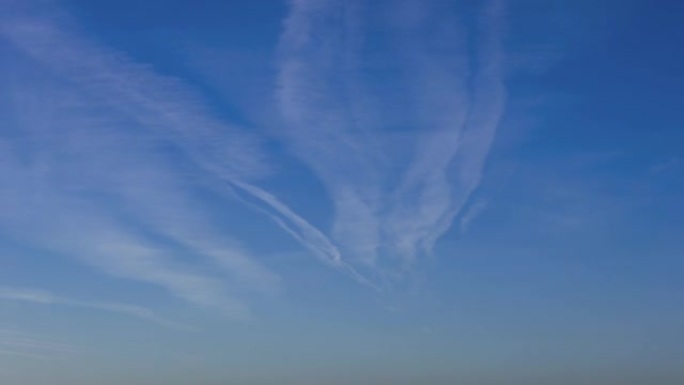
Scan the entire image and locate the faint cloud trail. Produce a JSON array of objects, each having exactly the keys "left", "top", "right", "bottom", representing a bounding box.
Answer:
[
  {"left": 420, "top": 0, "right": 508, "bottom": 253},
  {"left": 0, "top": 7, "right": 267, "bottom": 316},
  {"left": 0, "top": 286, "right": 194, "bottom": 330},
  {"left": 0, "top": 330, "right": 82, "bottom": 360}
]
